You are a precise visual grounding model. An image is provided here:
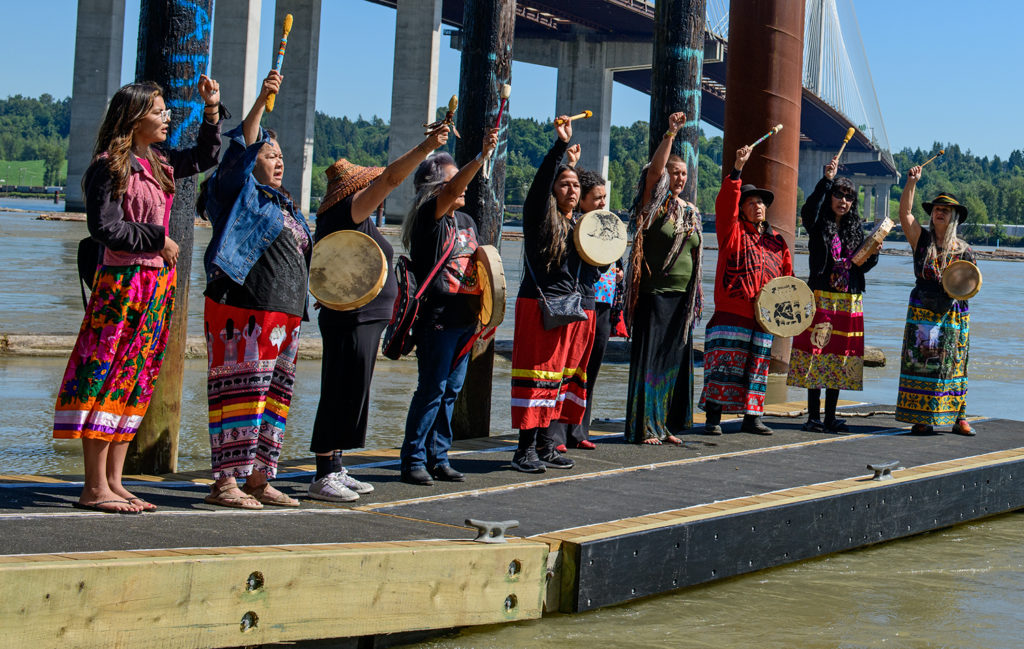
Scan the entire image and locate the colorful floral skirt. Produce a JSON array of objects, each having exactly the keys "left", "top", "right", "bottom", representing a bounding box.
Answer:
[
  {"left": 205, "top": 298, "right": 301, "bottom": 479},
  {"left": 896, "top": 294, "right": 970, "bottom": 426},
  {"left": 787, "top": 290, "right": 865, "bottom": 391},
  {"left": 511, "top": 298, "right": 595, "bottom": 430},
  {"left": 53, "top": 265, "right": 175, "bottom": 443},
  {"left": 626, "top": 291, "right": 694, "bottom": 442},
  {"left": 699, "top": 312, "right": 773, "bottom": 415}
]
